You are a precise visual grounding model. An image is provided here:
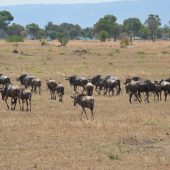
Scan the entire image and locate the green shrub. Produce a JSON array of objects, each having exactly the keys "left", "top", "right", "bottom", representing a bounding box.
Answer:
[
  {"left": 6, "top": 35, "right": 24, "bottom": 42},
  {"left": 100, "top": 31, "right": 109, "bottom": 42}
]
